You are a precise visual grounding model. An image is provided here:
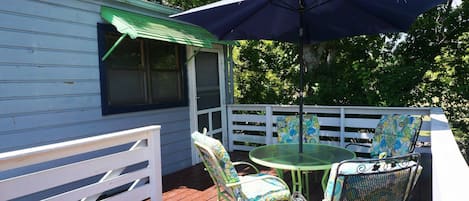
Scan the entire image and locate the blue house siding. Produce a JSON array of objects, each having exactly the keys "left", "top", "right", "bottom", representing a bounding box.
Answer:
[{"left": 0, "top": 0, "right": 193, "bottom": 175}]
